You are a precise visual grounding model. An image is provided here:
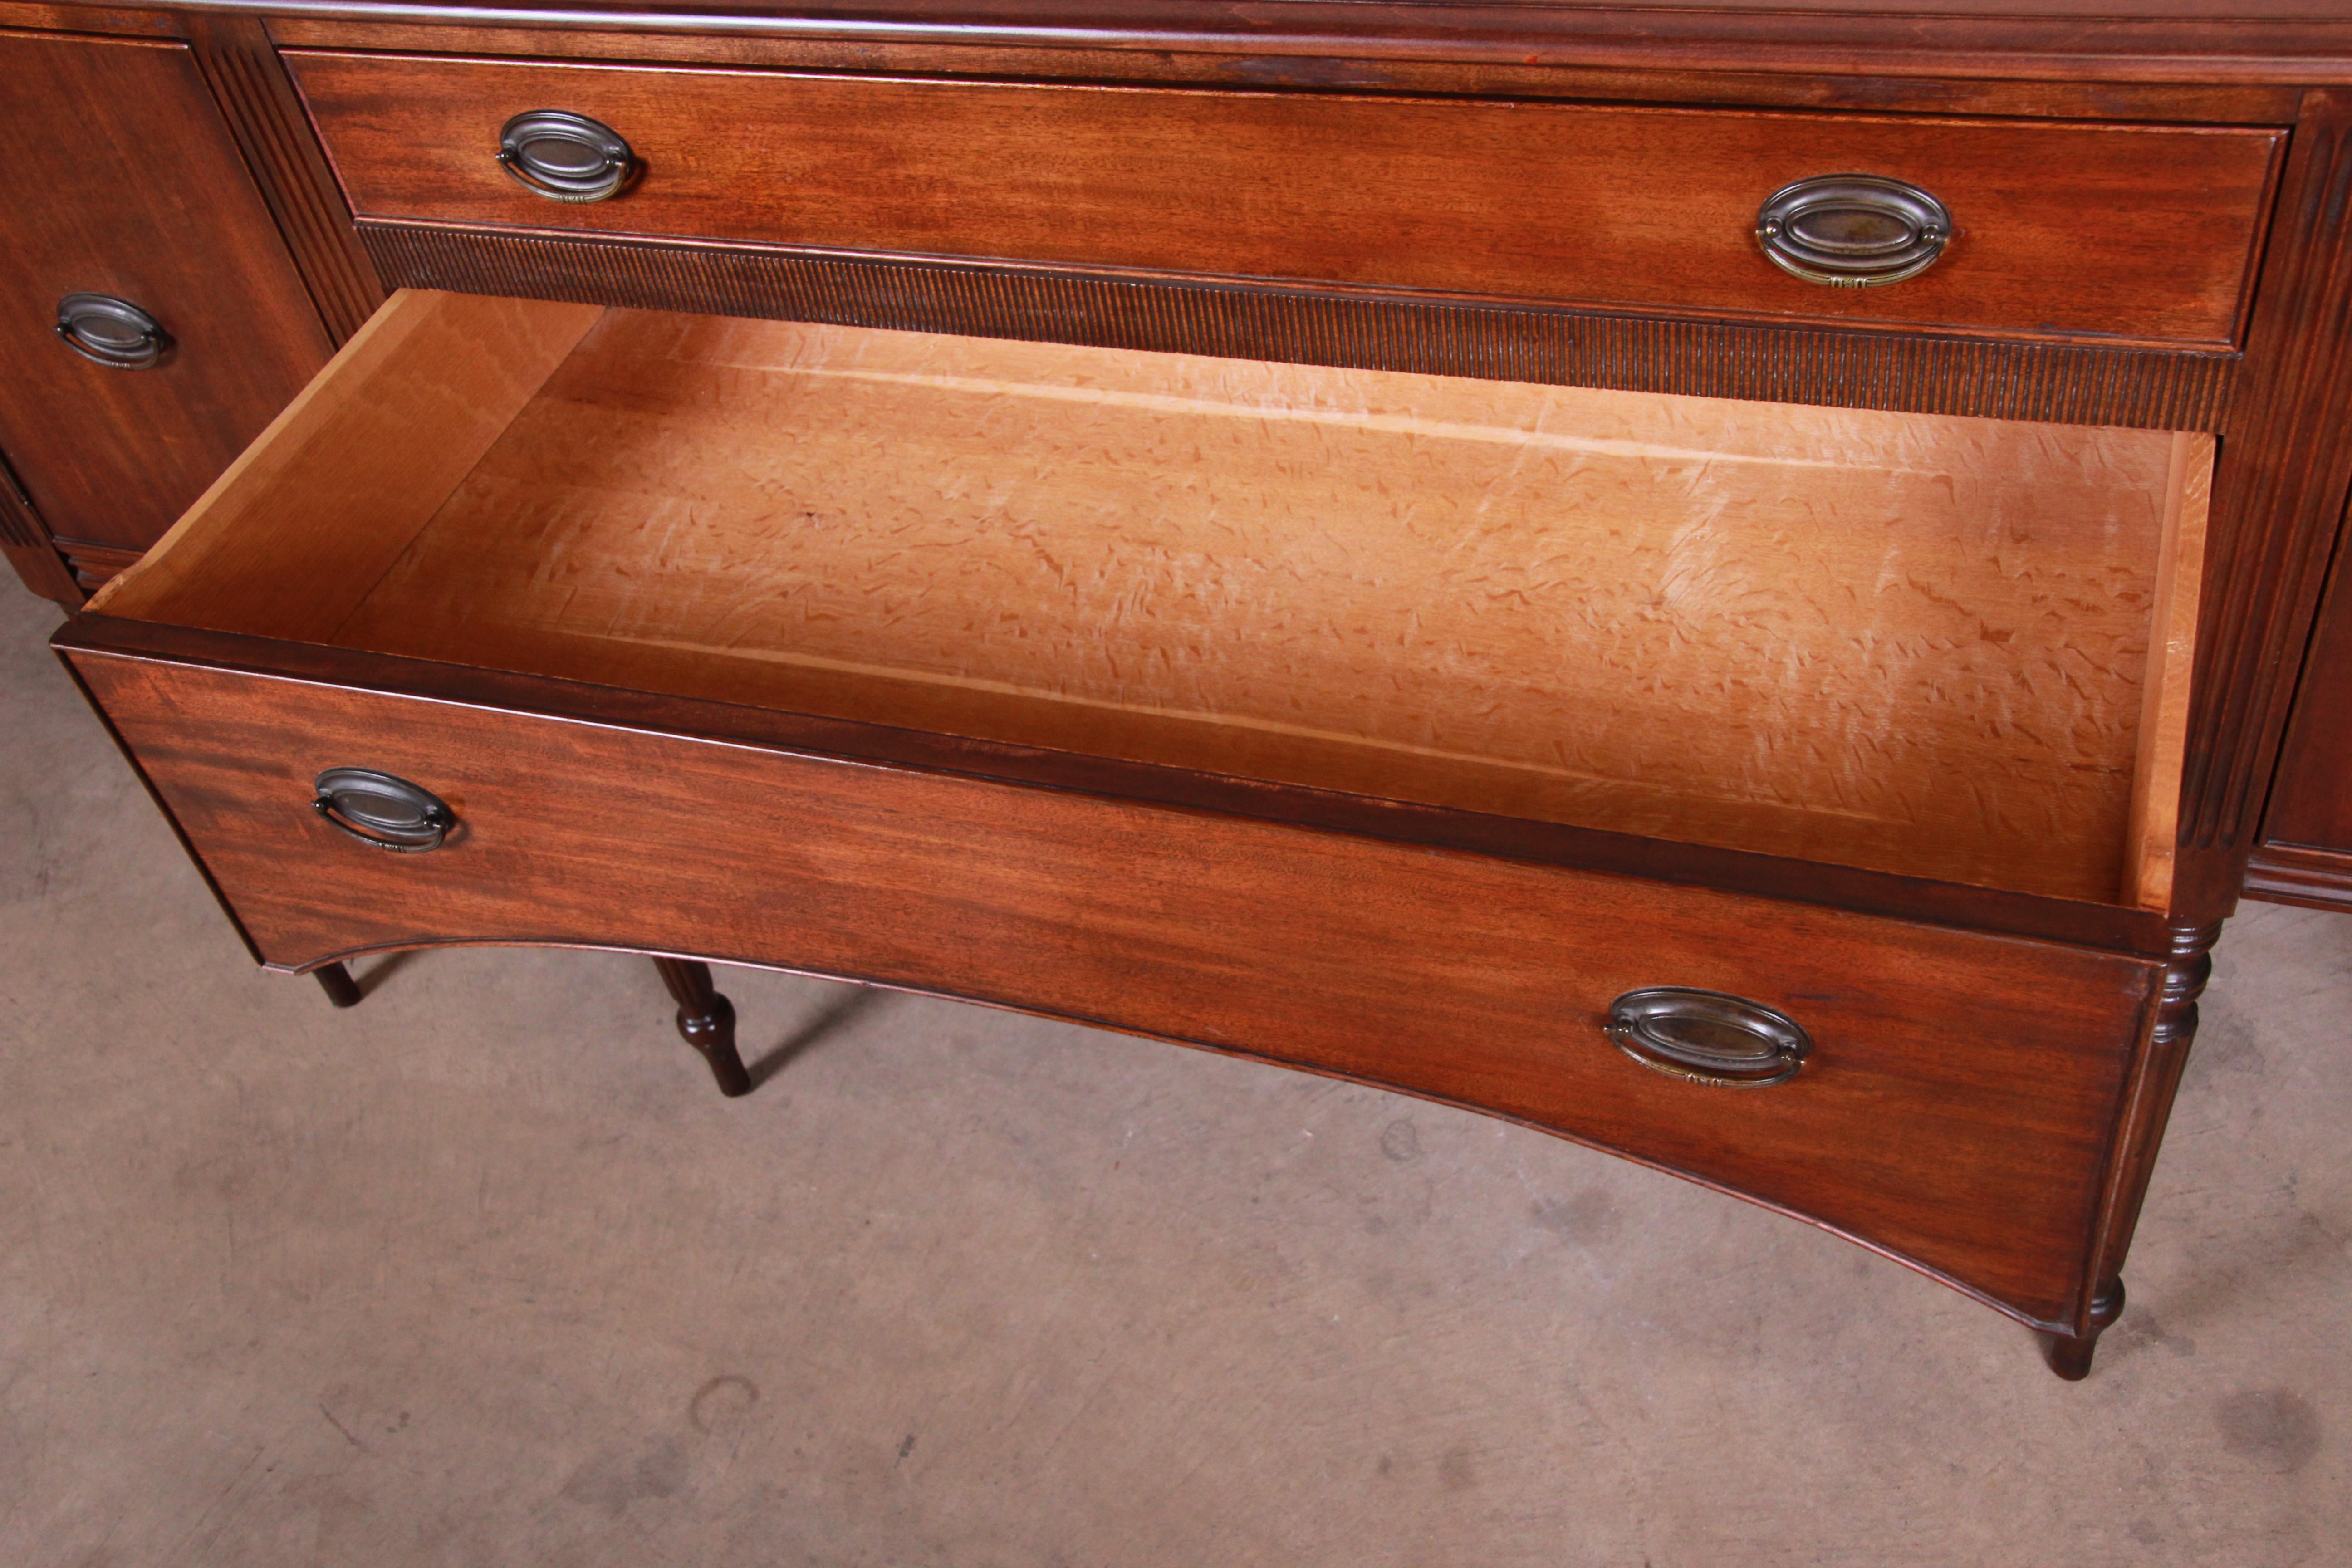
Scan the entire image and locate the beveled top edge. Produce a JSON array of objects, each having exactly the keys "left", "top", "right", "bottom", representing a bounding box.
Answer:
[{"left": 50, "top": 0, "right": 2352, "bottom": 84}]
